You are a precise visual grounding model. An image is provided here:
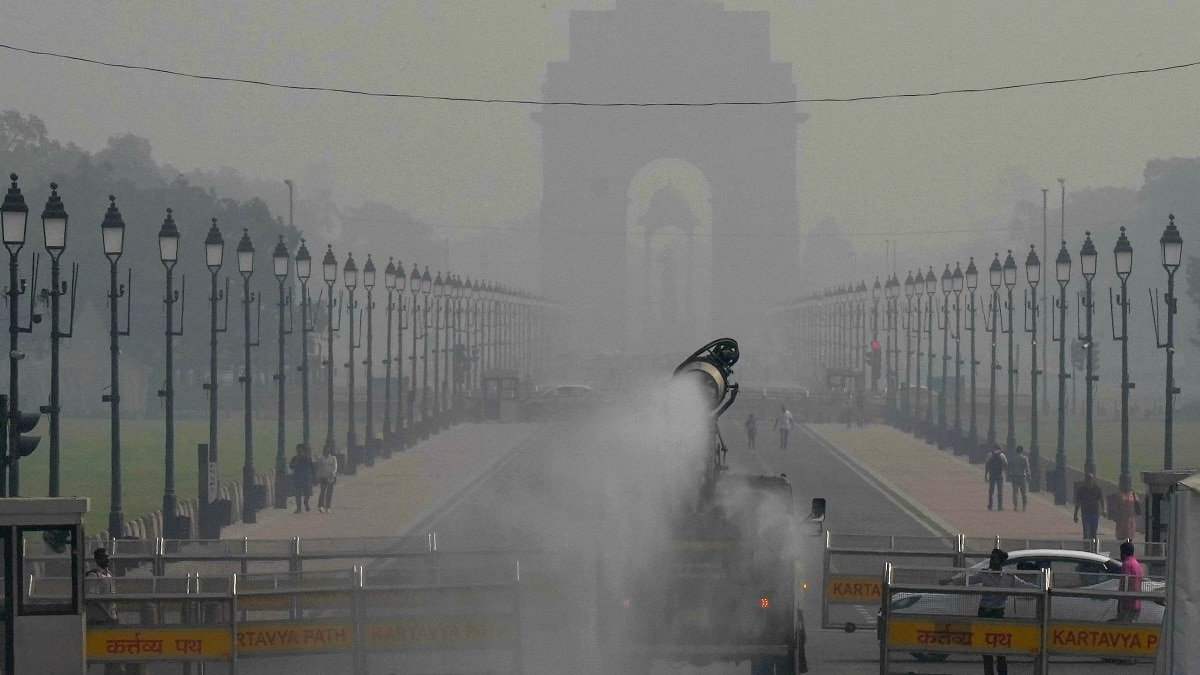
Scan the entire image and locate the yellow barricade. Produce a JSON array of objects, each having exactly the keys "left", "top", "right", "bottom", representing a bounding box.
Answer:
[
  {"left": 825, "top": 575, "right": 882, "bottom": 604},
  {"left": 237, "top": 620, "right": 355, "bottom": 655},
  {"left": 886, "top": 617, "right": 1041, "bottom": 656},
  {"left": 87, "top": 628, "right": 232, "bottom": 661},
  {"left": 365, "top": 617, "right": 516, "bottom": 651},
  {"left": 1048, "top": 622, "right": 1160, "bottom": 659}
]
